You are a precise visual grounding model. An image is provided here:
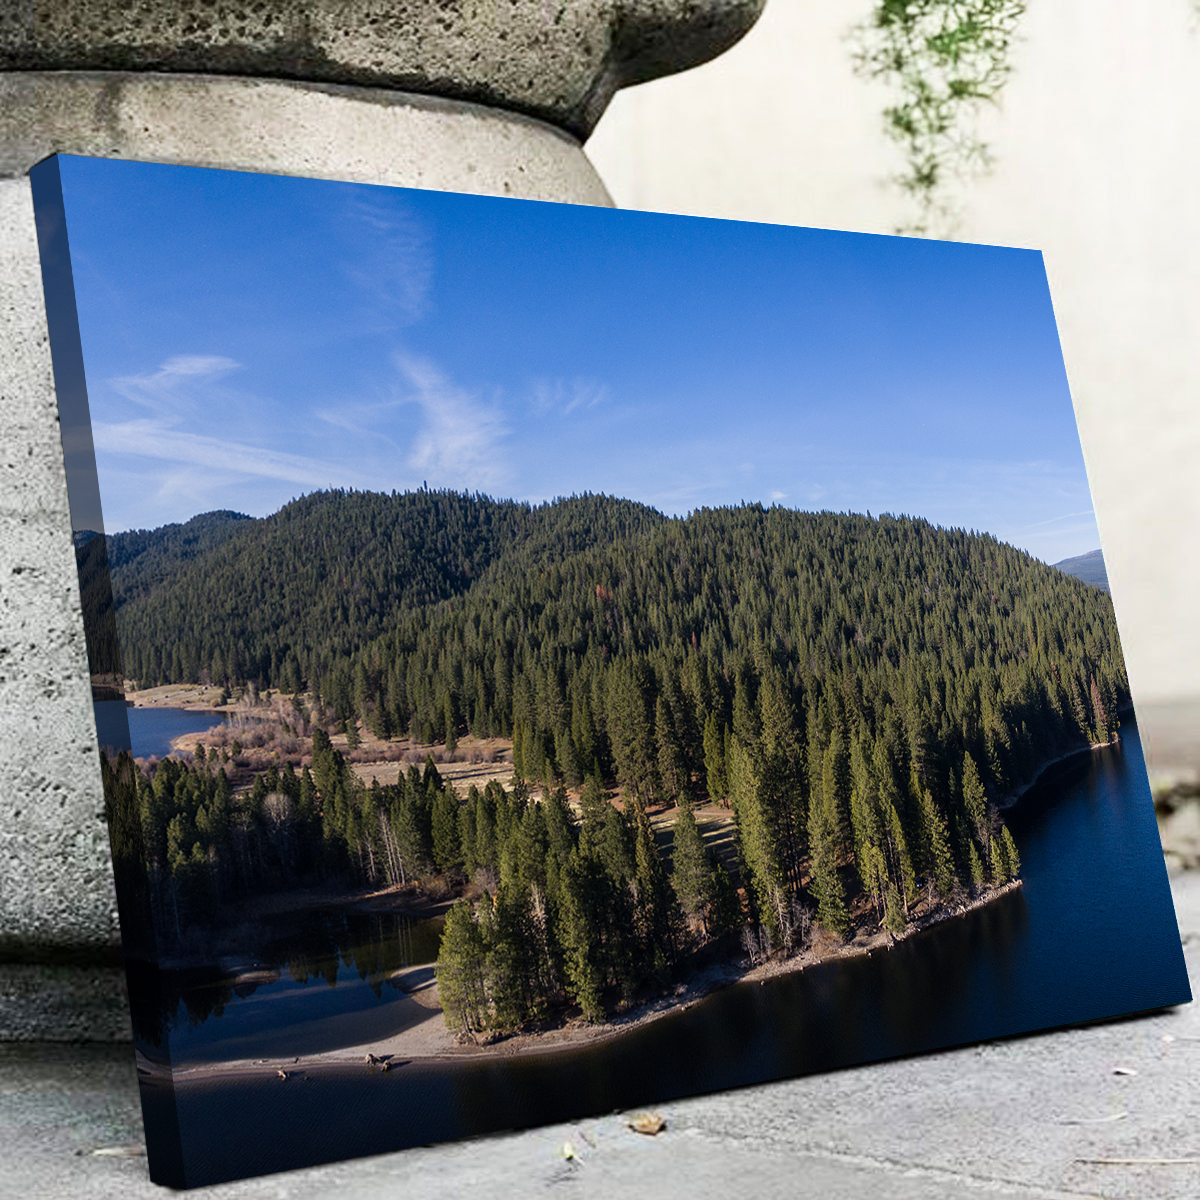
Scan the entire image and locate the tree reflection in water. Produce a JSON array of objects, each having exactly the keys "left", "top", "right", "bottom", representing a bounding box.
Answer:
[{"left": 132, "top": 908, "right": 443, "bottom": 1056}]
